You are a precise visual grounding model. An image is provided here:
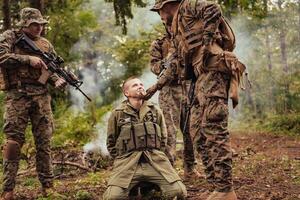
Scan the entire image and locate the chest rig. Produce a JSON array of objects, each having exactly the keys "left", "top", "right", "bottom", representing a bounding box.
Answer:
[
  {"left": 8, "top": 32, "right": 52, "bottom": 88},
  {"left": 115, "top": 106, "right": 162, "bottom": 156}
]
